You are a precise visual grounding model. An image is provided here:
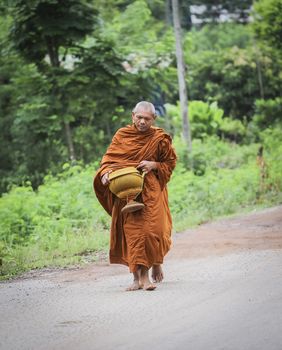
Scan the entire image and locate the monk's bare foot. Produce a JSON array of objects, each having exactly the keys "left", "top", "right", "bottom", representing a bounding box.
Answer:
[
  {"left": 151, "top": 264, "right": 164, "bottom": 283},
  {"left": 143, "top": 281, "right": 157, "bottom": 291},
  {"left": 125, "top": 280, "right": 141, "bottom": 291},
  {"left": 125, "top": 271, "right": 141, "bottom": 291},
  {"left": 139, "top": 266, "right": 156, "bottom": 291}
]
